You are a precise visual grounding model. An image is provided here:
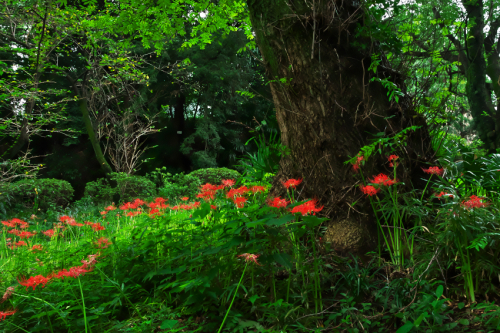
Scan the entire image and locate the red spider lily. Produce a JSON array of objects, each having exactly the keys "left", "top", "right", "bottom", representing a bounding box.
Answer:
[
  {"left": 290, "top": 199, "right": 324, "bottom": 216},
  {"left": 105, "top": 205, "right": 116, "bottom": 211},
  {"left": 210, "top": 205, "right": 217, "bottom": 210},
  {"left": 233, "top": 197, "right": 248, "bottom": 208},
  {"left": 155, "top": 197, "right": 167, "bottom": 204},
  {"left": 19, "top": 231, "right": 36, "bottom": 239},
  {"left": 197, "top": 189, "right": 217, "bottom": 201},
  {"left": 1, "top": 220, "right": 16, "bottom": 228},
  {"left": 352, "top": 155, "right": 364, "bottom": 173},
  {"left": 90, "top": 222, "right": 105, "bottom": 231},
  {"left": 434, "top": 192, "right": 453, "bottom": 199},
  {"left": 31, "top": 244, "right": 43, "bottom": 252},
  {"left": 0, "top": 309, "right": 16, "bottom": 321},
  {"left": 81, "top": 253, "right": 100, "bottom": 267},
  {"left": 250, "top": 185, "right": 267, "bottom": 194},
  {"left": 181, "top": 197, "right": 189, "bottom": 201},
  {"left": 59, "top": 215, "right": 74, "bottom": 223},
  {"left": 1, "top": 287, "right": 15, "bottom": 303},
  {"left": 126, "top": 211, "right": 141, "bottom": 217},
  {"left": 52, "top": 265, "right": 91, "bottom": 280},
  {"left": 42, "top": 229, "right": 55, "bottom": 238},
  {"left": 7, "top": 229, "right": 20, "bottom": 236},
  {"left": 95, "top": 237, "right": 111, "bottom": 249},
  {"left": 282, "top": 178, "right": 302, "bottom": 189},
  {"left": 149, "top": 208, "right": 161, "bottom": 217},
  {"left": 237, "top": 253, "right": 262, "bottom": 266},
  {"left": 226, "top": 186, "right": 250, "bottom": 198},
  {"left": 461, "top": 195, "right": 487, "bottom": 209},
  {"left": 222, "top": 179, "right": 236, "bottom": 187},
  {"left": 388, "top": 155, "right": 399, "bottom": 167},
  {"left": 267, "top": 197, "right": 290, "bottom": 209},
  {"left": 370, "top": 173, "right": 397, "bottom": 186},
  {"left": 422, "top": 166, "right": 444, "bottom": 176},
  {"left": 200, "top": 183, "right": 225, "bottom": 192},
  {"left": 132, "top": 198, "right": 146, "bottom": 206},
  {"left": 14, "top": 241, "right": 27, "bottom": 247},
  {"left": 67, "top": 220, "right": 84, "bottom": 227},
  {"left": 100, "top": 211, "right": 107, "bottom": 216},
  {"left": 120, "top": 202, "right": 134, "bottom": 210},
  {"left": 17, "top": 275, "right": 51, "bottom": 291},
  {"left": 360, "top": 185, "right": 379, "bottom": 196}
]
